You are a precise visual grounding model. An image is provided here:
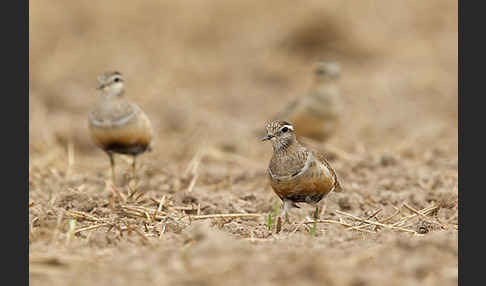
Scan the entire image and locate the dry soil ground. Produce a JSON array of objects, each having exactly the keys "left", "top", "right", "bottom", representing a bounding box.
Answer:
[{"left": 29, "top": 1, "right": 458, "bottom": 285}]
